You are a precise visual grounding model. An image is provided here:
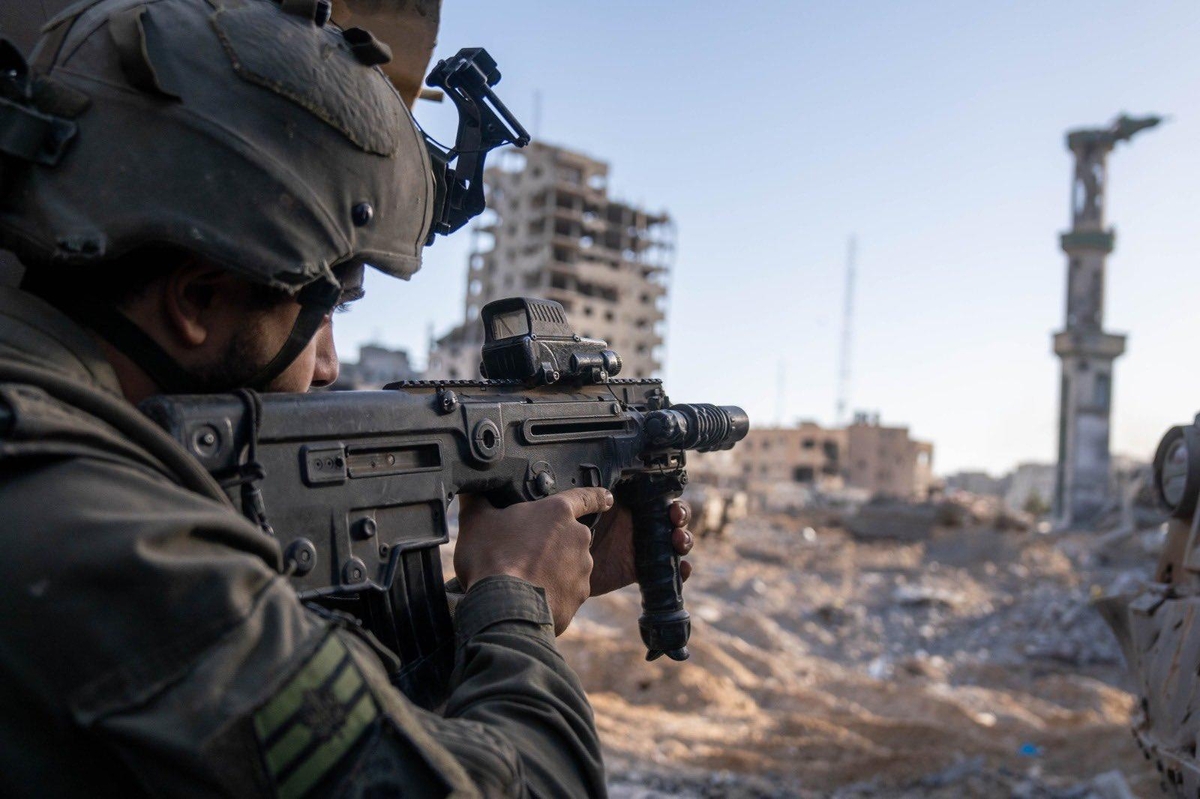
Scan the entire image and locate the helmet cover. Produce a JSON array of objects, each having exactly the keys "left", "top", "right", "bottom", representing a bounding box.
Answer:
[{"left": 0, "top": 0, "right": 434, "bottom": 291}]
